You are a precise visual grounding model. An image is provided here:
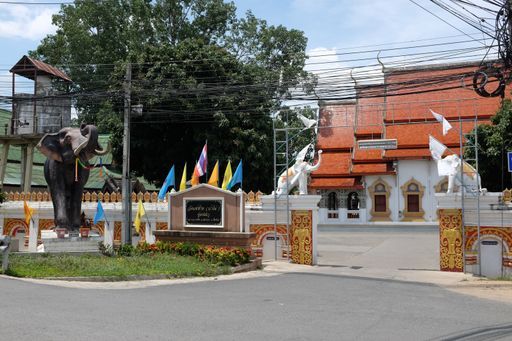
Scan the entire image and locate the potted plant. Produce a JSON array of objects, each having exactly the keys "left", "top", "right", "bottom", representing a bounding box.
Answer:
[{"left": 79, "top": 227, "right": 90, "bottom": 238}]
